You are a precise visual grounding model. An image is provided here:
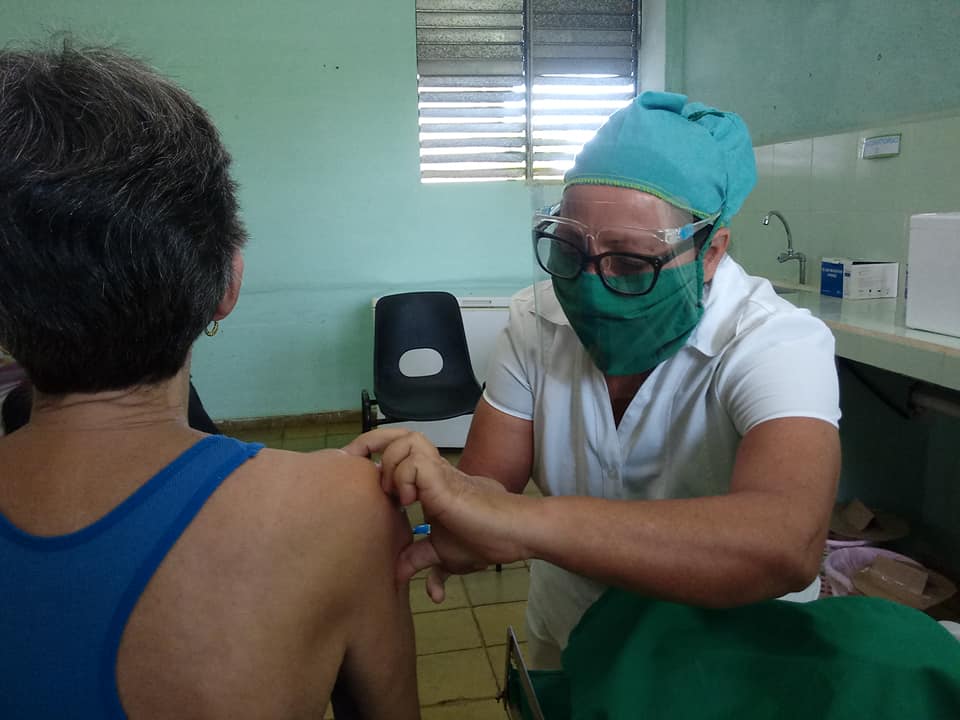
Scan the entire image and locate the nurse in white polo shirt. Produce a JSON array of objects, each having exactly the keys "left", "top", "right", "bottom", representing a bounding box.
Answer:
[{"left": 349, "top": 91, "right": 841, "bottom": 669}]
